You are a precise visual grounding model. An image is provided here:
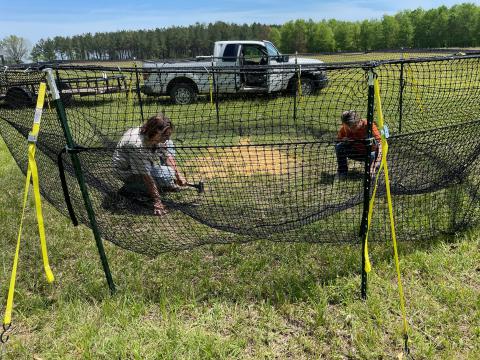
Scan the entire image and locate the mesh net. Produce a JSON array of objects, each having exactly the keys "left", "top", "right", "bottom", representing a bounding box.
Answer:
[{"left": 1, "top": 53, "right": 479, "bottom": 256}]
